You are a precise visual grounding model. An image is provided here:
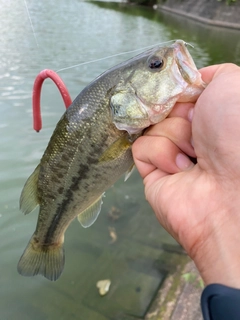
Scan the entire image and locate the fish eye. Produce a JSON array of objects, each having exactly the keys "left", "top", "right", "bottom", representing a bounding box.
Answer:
[{"left": 148, "top": 57, "right": 164, "bottom": 70}]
